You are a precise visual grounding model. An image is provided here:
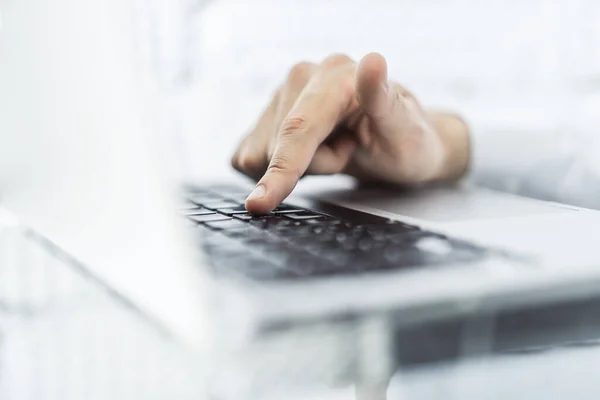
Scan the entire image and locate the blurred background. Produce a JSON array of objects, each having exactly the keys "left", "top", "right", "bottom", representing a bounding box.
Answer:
[{"left": 165, "top": 0, "right": 600, "bottom": 181}]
